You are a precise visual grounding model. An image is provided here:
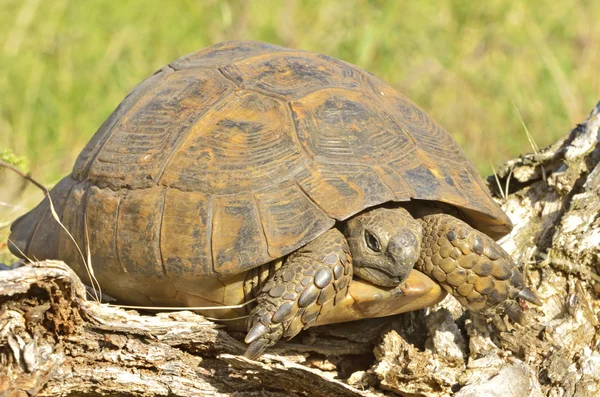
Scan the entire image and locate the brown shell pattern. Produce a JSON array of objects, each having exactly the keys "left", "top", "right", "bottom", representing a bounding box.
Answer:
[{"left": 58, "top": 40, "right": 509, "bottom": 290}]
